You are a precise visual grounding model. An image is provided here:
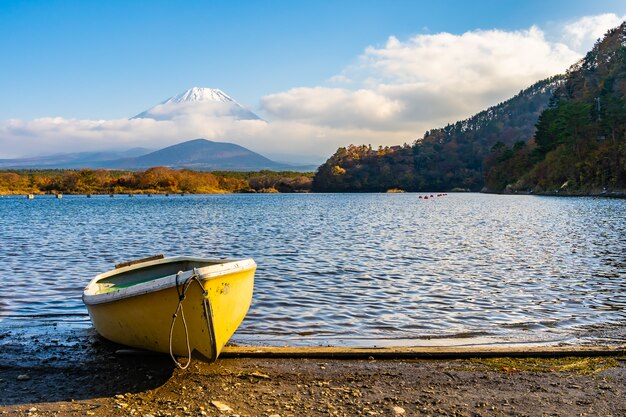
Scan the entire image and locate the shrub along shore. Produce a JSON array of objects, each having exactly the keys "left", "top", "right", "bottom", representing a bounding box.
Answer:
[{"left": 0, "top": 168, "right": 314, "bottom": 195}]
